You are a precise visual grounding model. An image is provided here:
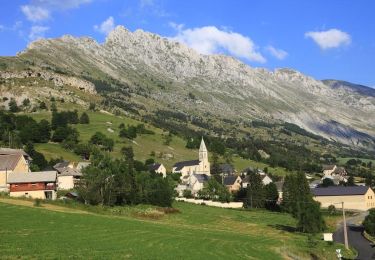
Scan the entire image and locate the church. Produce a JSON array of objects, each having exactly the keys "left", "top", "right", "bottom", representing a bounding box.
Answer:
[{"left": 172, "top": 138, "right": 210, "bottom": 181}]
